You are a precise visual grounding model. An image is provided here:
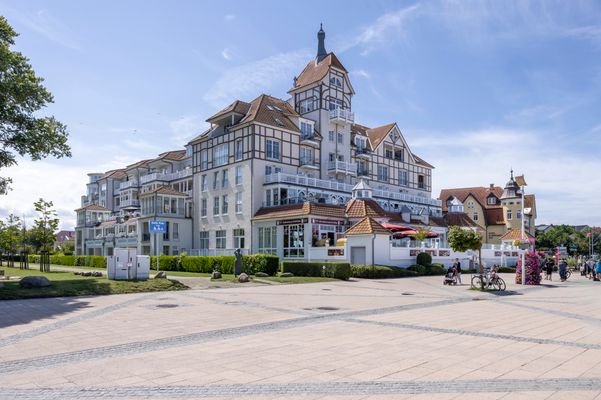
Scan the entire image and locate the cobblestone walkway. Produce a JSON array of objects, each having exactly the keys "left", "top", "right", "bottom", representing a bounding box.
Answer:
[{"left": 1, "top": 274, "right": 601, "bottom": 399}]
